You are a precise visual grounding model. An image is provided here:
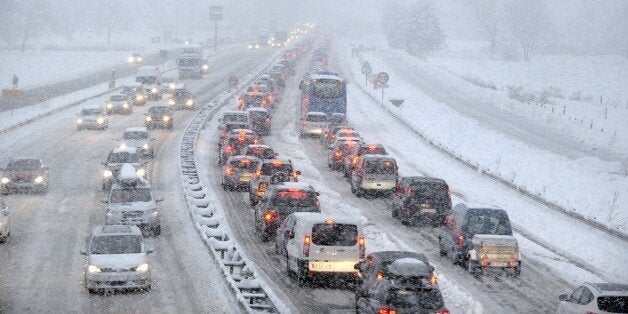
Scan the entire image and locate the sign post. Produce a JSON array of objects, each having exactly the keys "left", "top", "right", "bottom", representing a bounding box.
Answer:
[
  {"left": 209, "top": 6, "right": 223, "bottom": 52},
  {"left": 361, "top": 61, "right": 372, "bottom": 86},
  {"left": 376, "top": 72, "right": 389, "bottom": 104},
  {"left": 159, "top": 49, "right": 168, "bottom": 70}
]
